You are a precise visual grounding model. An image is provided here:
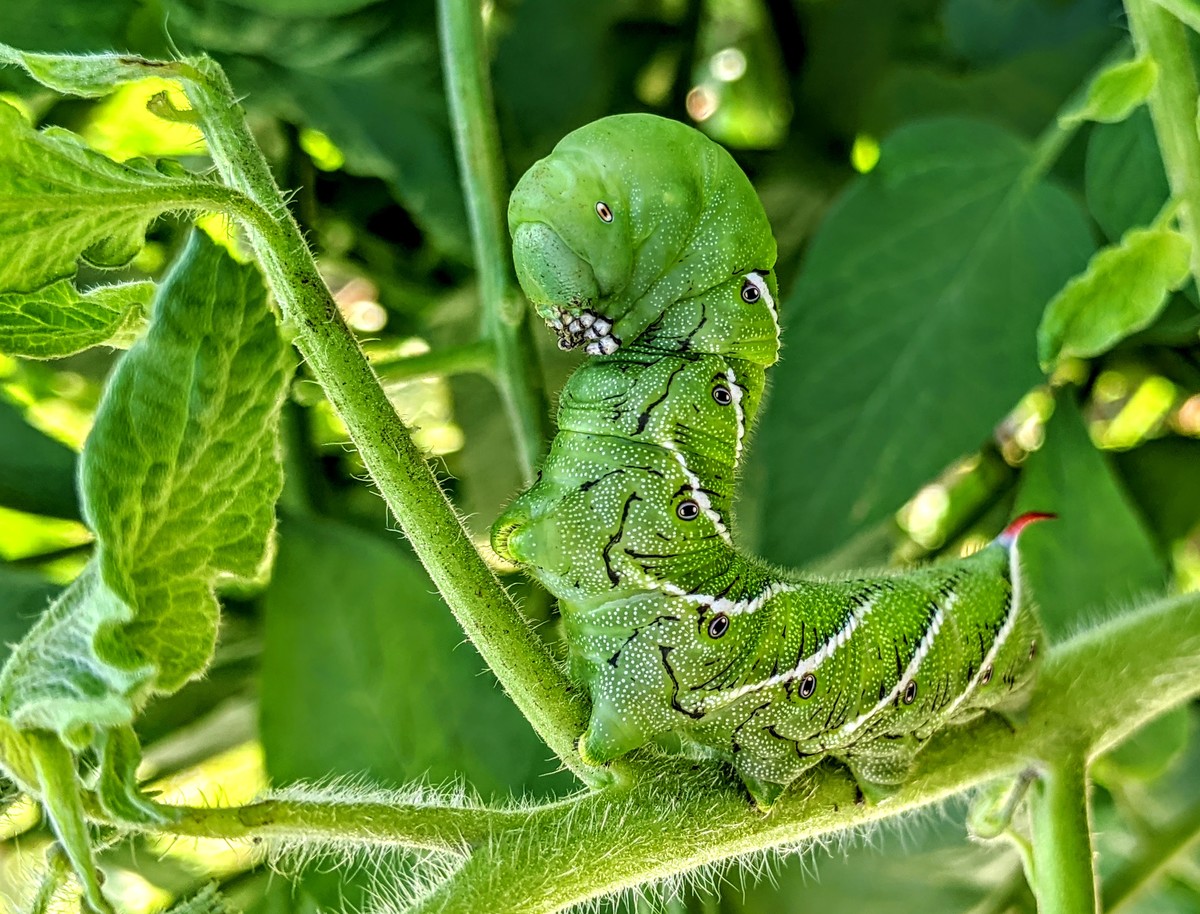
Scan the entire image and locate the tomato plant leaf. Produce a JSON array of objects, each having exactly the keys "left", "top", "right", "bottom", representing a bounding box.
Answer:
[
  {"left": 0, "top": 279, "right": 152, "bottom": 358},
  {"left": 1059, "top": 54, "right": 1157, "bottom": 126},
  {"left": 1038, "top": 227, "right": 1191, "bottom": 367},
  {"left": 0, "top": 97, "right": 227, "bottom": 293},
  {"left": 758, "top": 118, "right": 1094, "bottom": 564},
  {"left": 0, "top": 43, "right": 193, "bottom": 97},
  {"left": 0, "top": 232, "right": 287, "bottom": 836},
  {"left": 1014, "top": 392, "right": 1167, "bottom": 639}
]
